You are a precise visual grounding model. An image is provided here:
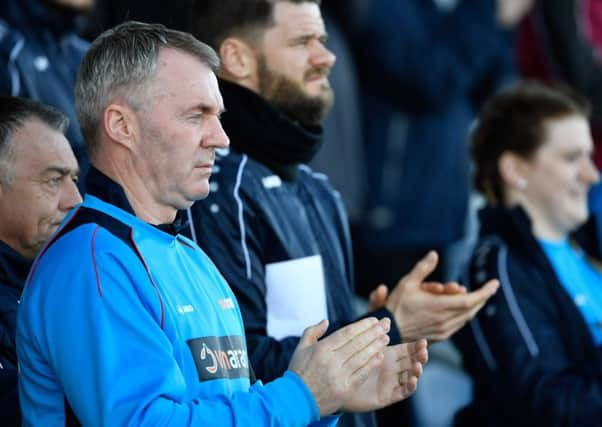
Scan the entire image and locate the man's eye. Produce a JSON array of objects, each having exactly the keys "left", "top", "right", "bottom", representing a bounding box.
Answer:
[{"left": 47, "top": 177, "right": 62, "bottom": 187}]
